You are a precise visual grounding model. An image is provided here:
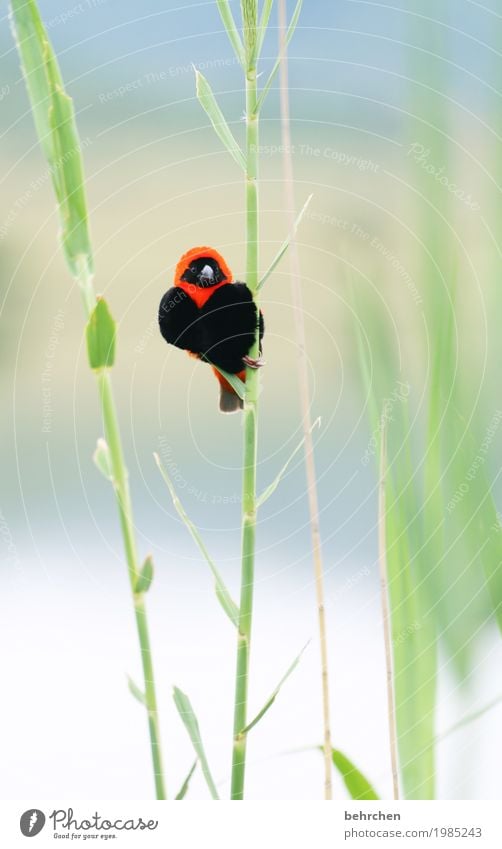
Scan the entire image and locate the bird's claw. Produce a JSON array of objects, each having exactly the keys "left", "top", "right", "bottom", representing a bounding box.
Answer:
[{"left": 243, "top": 354, "right": 266, "bottom": 369}]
